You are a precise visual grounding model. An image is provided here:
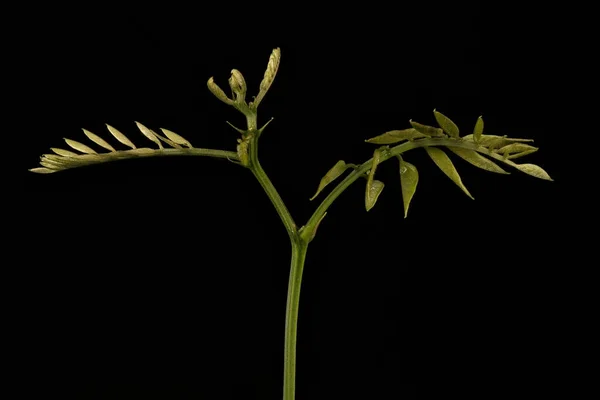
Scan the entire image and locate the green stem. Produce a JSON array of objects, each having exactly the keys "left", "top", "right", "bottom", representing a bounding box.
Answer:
[
  {"left": 283, "top": 239, "right": 308, "bottom": 400},
  {"left": 157, "top": 147, "right": 238, "bottom": 159},
  {"left": 245, "top": 120, "right": 305, "bottom": 400},
  {"left": 248, "top": 134, "right": 298, "bottom": 239}
]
